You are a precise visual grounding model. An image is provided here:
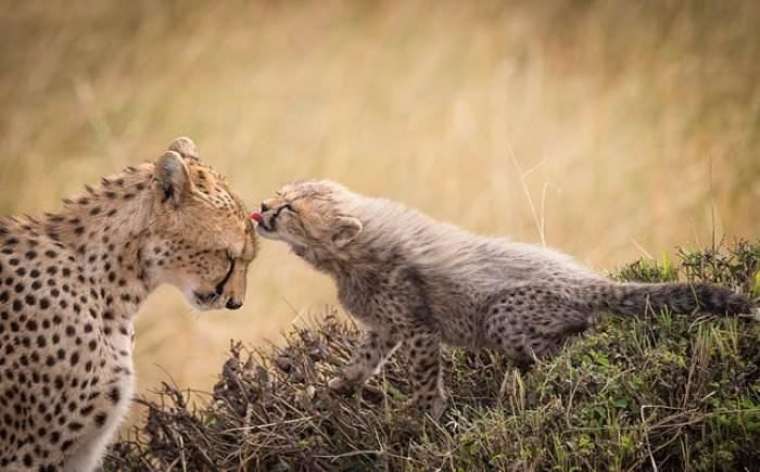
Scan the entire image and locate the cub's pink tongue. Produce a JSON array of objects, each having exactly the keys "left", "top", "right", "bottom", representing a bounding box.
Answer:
[{"left": 250, "top": 212, "right": 264, "bottom": 224}]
